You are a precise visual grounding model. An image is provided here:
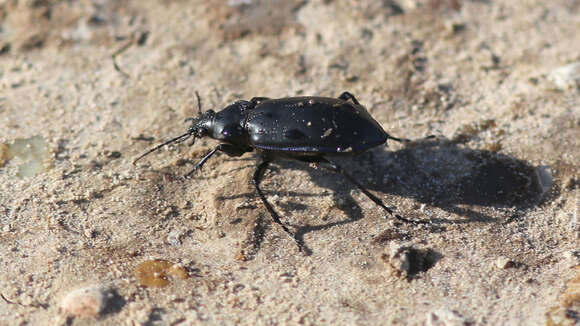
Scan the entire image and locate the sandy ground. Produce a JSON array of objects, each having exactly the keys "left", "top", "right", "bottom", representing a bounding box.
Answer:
[{"left": 1, "top": 0, "right": 579, "bottom": 325}]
